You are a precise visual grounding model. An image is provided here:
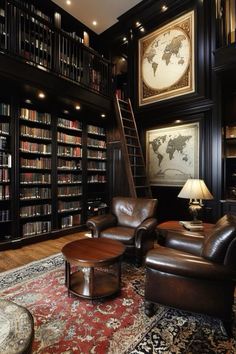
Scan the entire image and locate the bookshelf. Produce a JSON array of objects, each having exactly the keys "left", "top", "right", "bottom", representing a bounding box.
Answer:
[
  {"left": 19, "top": 108, "right": 52, "bottom": 238},
  {"left": 86, "top": 124, "right": 108, "bottom": 217},
  {"left": 57, "top": 115, "right": 83, "bottom": 230},
  {"left": 0, "top": 100, "right": 11, "bottom": 242},
  {"left": 0, "top": 0, "right": 6, "bottom": 51}
]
